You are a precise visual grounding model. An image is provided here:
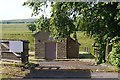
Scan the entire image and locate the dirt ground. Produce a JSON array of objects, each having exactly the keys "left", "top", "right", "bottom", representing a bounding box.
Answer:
[{"left": 1, "top": 64, "right": 30, "bottom": 78}]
